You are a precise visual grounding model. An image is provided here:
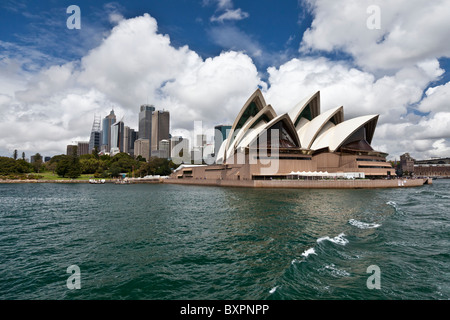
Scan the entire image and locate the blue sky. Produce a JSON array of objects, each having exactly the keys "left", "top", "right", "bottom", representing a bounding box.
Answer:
[
  {"left": 1, "top": 0, "right": 449, "bottom": 160},
  {"left": 0, "top": 0, "right": 311, "bottom": 72}
]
